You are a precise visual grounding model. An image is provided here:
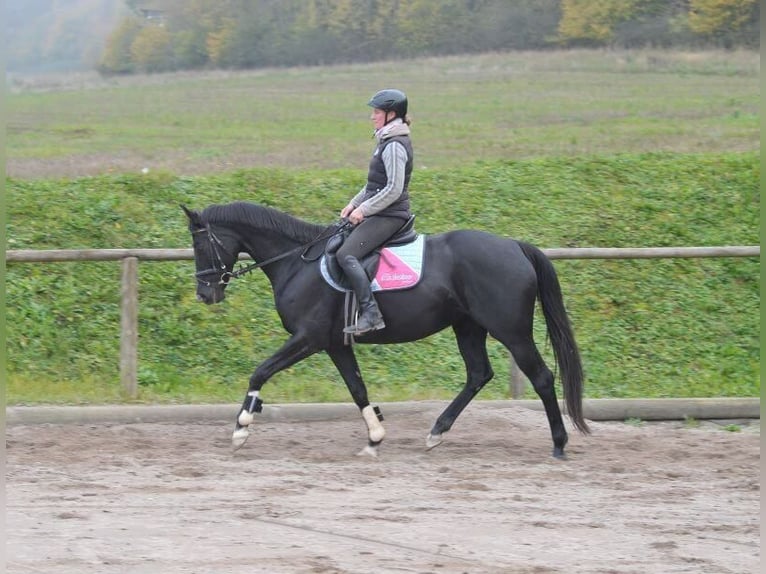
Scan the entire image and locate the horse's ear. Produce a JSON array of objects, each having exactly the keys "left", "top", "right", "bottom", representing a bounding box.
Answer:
[{"left": 181, "top": 204, "right": 201, "bottom": 226}]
